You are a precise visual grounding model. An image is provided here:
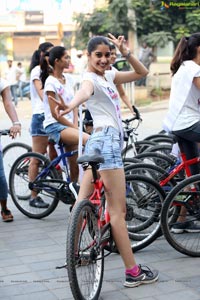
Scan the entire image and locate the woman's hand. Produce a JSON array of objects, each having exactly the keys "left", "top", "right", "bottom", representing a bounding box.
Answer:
[
  {"left": 9, "top": 124, "right": 21, "bottom": 139},
  {"left": 107, "top": 33, "right": 129, "bottom": 57},
  {"left": 48, "top": 94, "right": 72, "bottom": 118}
]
